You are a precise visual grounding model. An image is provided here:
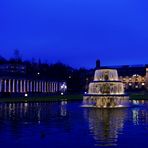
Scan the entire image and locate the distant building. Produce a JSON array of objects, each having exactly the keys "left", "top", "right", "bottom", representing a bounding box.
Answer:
[
  {"left": 0, "top": 77, "right": 66, "bottom": 97},
  {"left": 101, "top": 64, "right": 148, "bottom": 90},
  {"left": 0, "top": 64, "right": 26, "bottom": 75},
  {"left": 85, "top": 60, "right": 148, "bottom": 91},
  {"left": 0, "top": 63, "right": 67, "bottom": 97}
]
